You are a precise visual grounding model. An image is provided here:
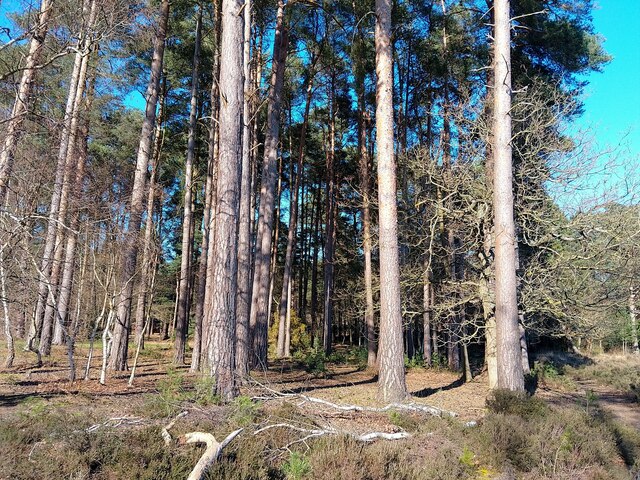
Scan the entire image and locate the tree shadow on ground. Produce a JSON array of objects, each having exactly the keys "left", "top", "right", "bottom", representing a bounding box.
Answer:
[
  {"left": 279, "top": 375, "right": 378, "bottom": 395},
  {"left": 411, "top": 375, "right": 465, "bottom": 398}
]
